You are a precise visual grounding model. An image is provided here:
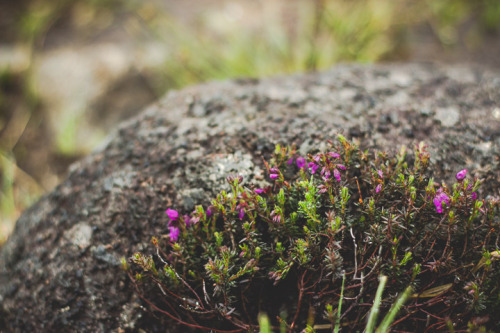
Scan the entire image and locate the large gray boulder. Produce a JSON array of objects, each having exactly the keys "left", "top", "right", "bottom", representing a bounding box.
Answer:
[{"left": 1, "top": 63, "right": 499, "bottom": 331}]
